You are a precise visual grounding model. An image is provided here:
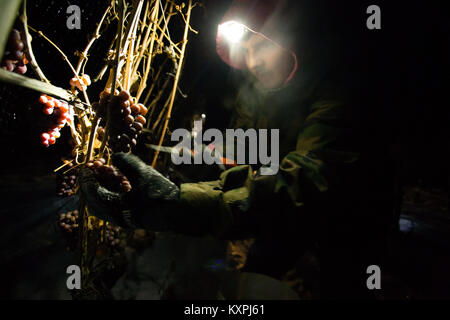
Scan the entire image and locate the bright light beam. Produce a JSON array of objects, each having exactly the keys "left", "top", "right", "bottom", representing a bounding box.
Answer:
[{"left": 218, "top": 21, "right": 246, "bottom": 44}]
